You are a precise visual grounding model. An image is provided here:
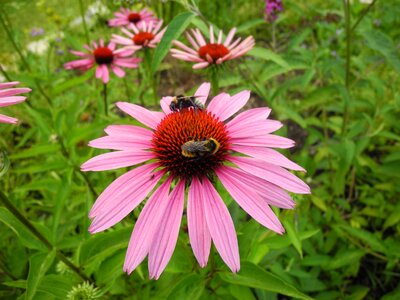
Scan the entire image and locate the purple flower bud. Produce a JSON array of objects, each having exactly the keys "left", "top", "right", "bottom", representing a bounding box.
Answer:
[
  {"left": 265, "top": 0, "right": 283, "bottom": 22},
  {"left": 30, "top": 28, "right": 45, "bottom": 37}
]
